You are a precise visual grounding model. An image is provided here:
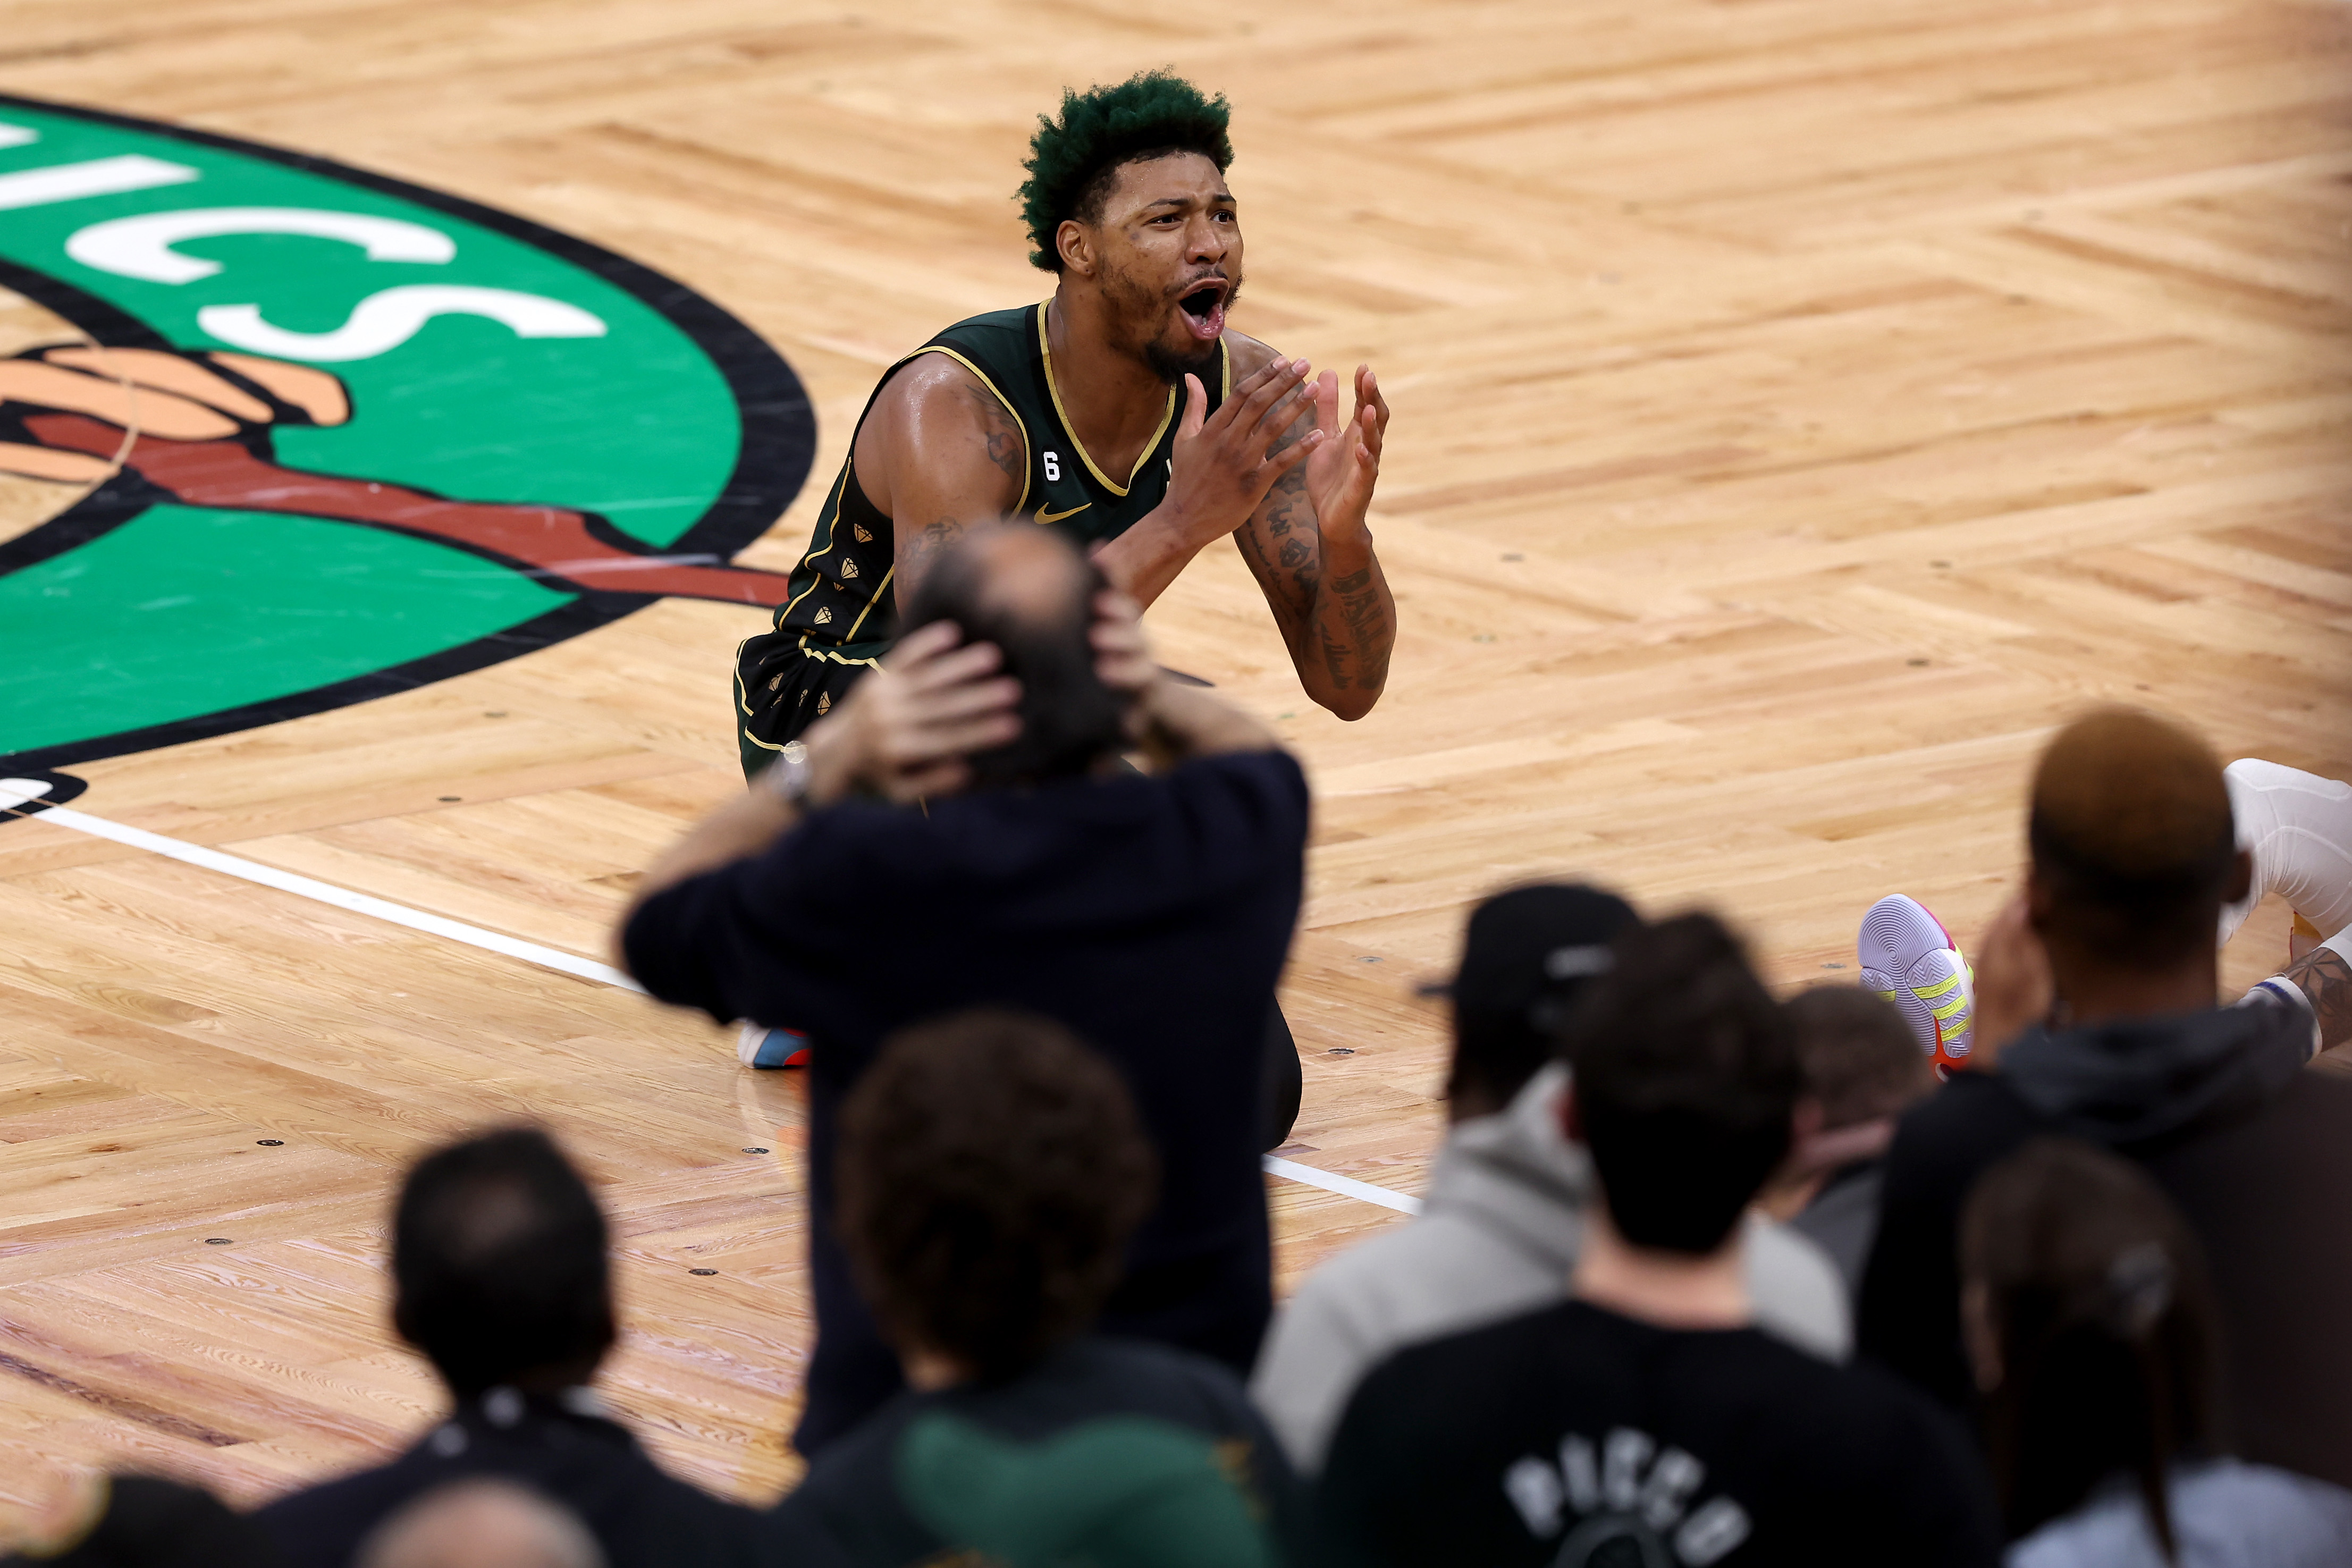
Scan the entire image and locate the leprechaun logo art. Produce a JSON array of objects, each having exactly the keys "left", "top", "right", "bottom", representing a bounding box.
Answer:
[{"left": 0, "top": 95, "right": 814, "bottom": 777}]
